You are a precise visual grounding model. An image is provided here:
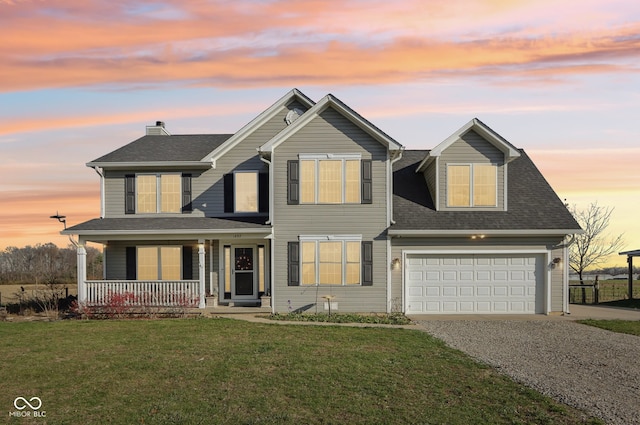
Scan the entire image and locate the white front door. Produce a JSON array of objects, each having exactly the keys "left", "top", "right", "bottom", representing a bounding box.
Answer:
[{"left": 232, "top": 246, "right": 257, "bottom": 300}]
